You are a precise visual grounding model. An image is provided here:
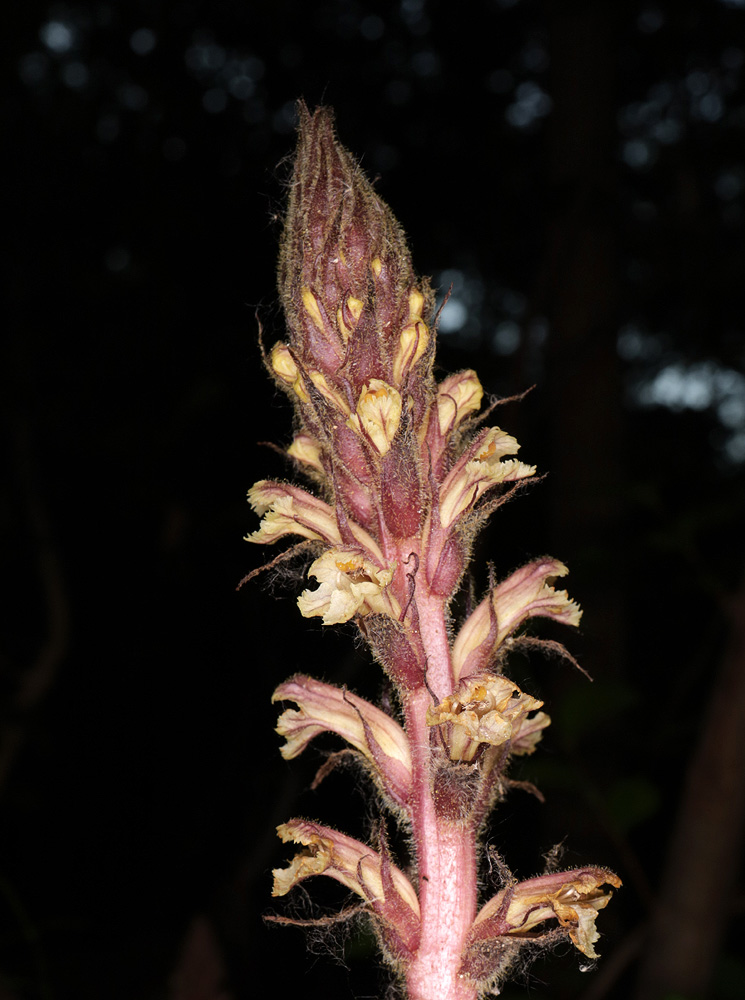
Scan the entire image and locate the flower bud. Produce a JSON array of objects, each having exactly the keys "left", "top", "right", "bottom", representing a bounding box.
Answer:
[
  {"left": 287, "top": 433, "right": 324, "bottom": 473},
  {"left": 279, "top": 103, "right": 424, "bottom": 376}
]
